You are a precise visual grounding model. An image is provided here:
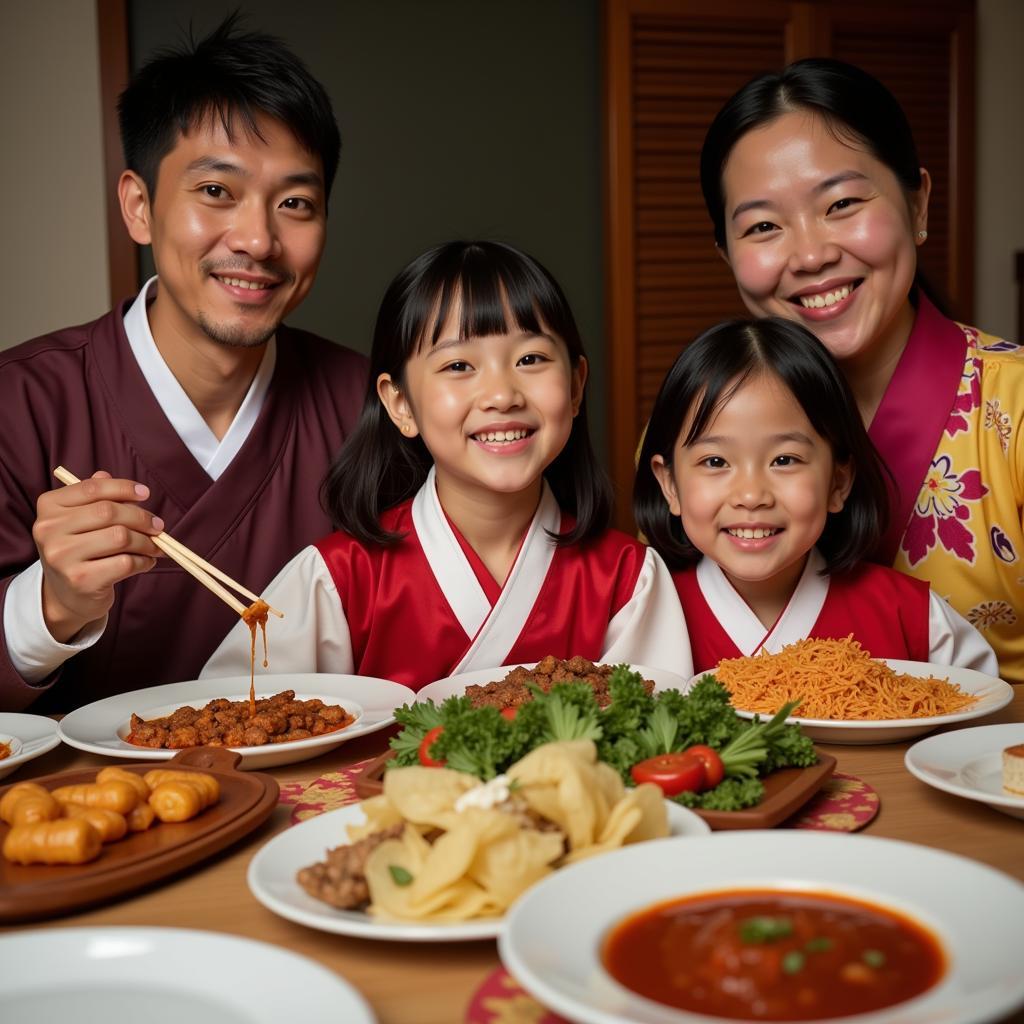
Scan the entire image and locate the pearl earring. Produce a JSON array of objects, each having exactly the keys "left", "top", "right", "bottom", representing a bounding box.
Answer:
[{"left": 917, "top": 230, "right": 928, "bottom": 240}]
